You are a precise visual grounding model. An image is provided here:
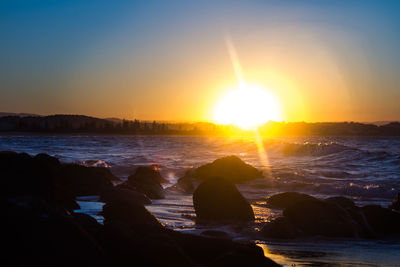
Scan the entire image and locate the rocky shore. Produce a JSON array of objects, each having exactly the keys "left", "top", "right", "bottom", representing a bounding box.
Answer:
[
  {"left": 3, "top": 151, "right": 278, "bottom": 266},
  {"left": 4, "top": 151, "right": 400, "bottom": 266},
  {"left": 262, "top": 192, "right": 400, "bottom": 239}
]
